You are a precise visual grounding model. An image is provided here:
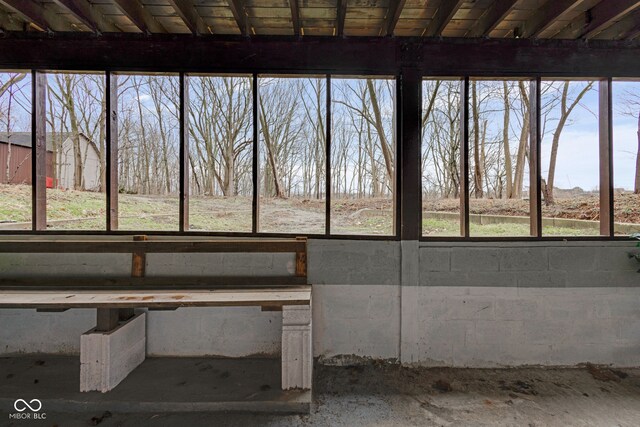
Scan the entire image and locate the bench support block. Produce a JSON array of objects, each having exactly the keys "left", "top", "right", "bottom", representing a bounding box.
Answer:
[
  {"left": 80, "top": 312, "right": 146, "bottom": 393},
  {"left": 281, "top": 304, "right": 312, "bottom": 390}
]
